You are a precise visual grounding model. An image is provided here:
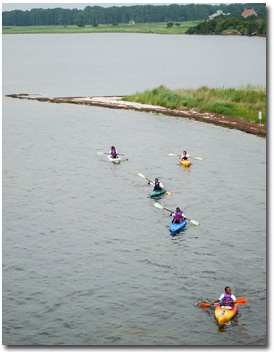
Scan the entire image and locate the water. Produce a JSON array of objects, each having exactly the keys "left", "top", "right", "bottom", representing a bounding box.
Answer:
[
  {"left": 2, "top": 33, "right": 266, "bottom": 97},
  {"left": 2, "top": 33, "right": 266, "bottom": 346}
]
